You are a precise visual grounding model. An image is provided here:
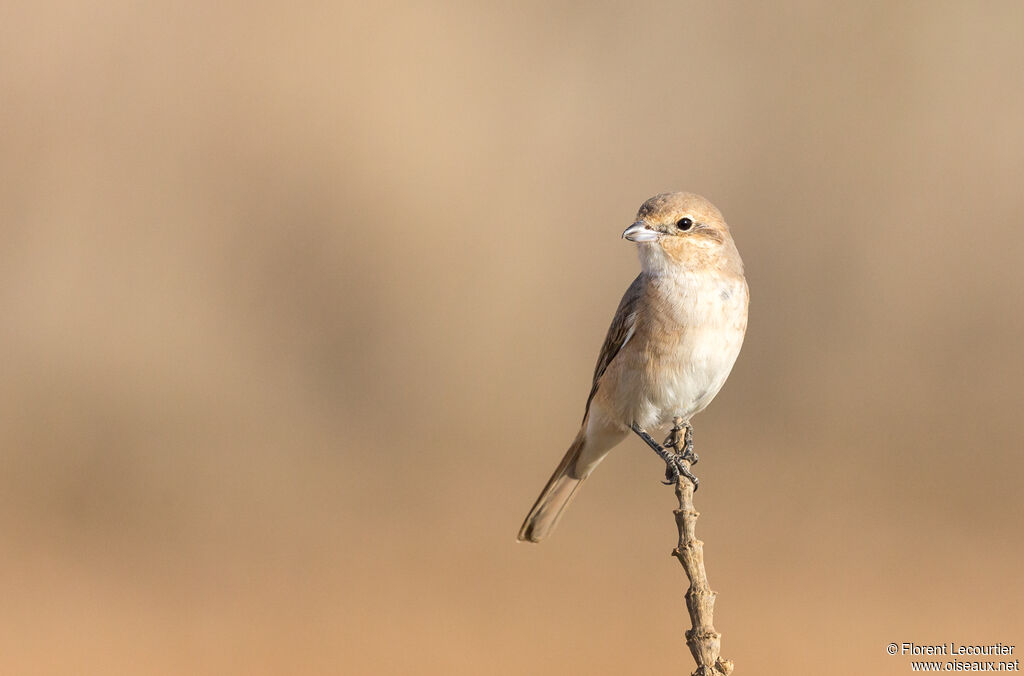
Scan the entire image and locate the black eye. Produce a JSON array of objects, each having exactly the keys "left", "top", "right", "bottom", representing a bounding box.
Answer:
[{"left": 676, "top": 217, "right": 693, "bottom": 231}]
